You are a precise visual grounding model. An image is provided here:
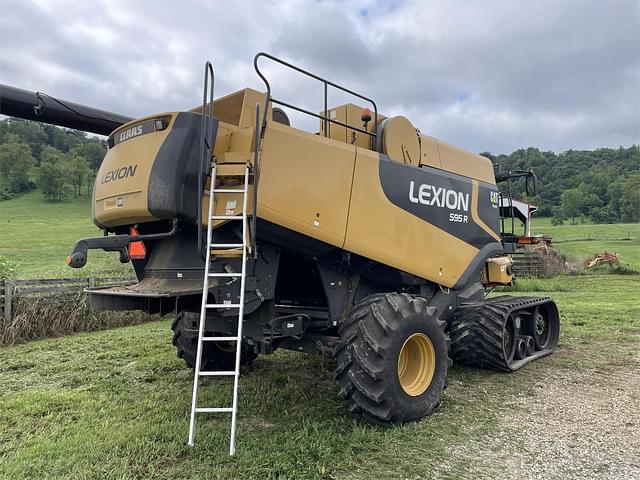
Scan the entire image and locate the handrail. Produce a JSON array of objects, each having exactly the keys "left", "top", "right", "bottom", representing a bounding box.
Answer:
[
  {"left": 498, "top": 191, "right": 516, "bottom": 237},
  {"left": 252, "top": 103, "right": 260, "bottom": 259},
  {"left": 198, "top": 61, "right": 215, "bottom": 257},
  {"left": 253, "top": 52, "right": 378, "bottom": 142},
  {"left": 507, "top": 178, "right": 515, "bottom": 236}
]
